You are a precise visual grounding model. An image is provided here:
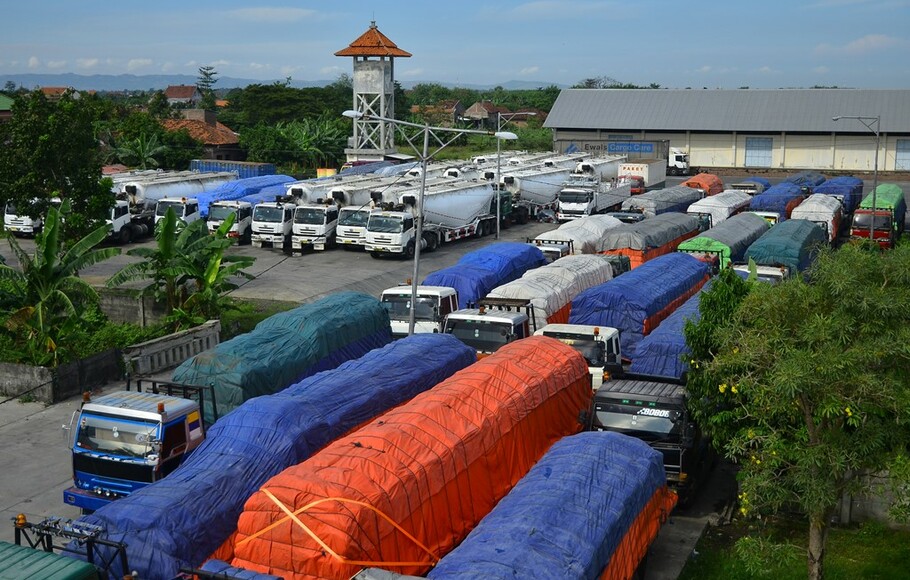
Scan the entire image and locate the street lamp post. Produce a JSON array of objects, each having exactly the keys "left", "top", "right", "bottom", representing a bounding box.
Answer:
[
  {"left": 833, "top": 115, "right": 880, "bottom": 241},
  {"left": 495, "top": 111, "right": 536, "bottom": 239},
  {"left": 343, "top": 110, "right": 516, "bottom": 335}
]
